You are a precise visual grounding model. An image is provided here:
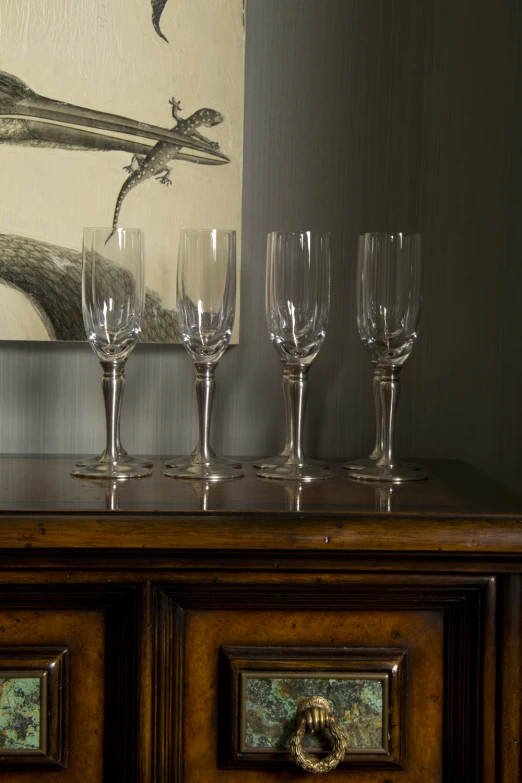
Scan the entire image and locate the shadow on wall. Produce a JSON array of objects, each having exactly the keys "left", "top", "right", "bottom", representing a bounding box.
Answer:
[{"left": 0, "top": 233, "right": 179, "bottom": 343}]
